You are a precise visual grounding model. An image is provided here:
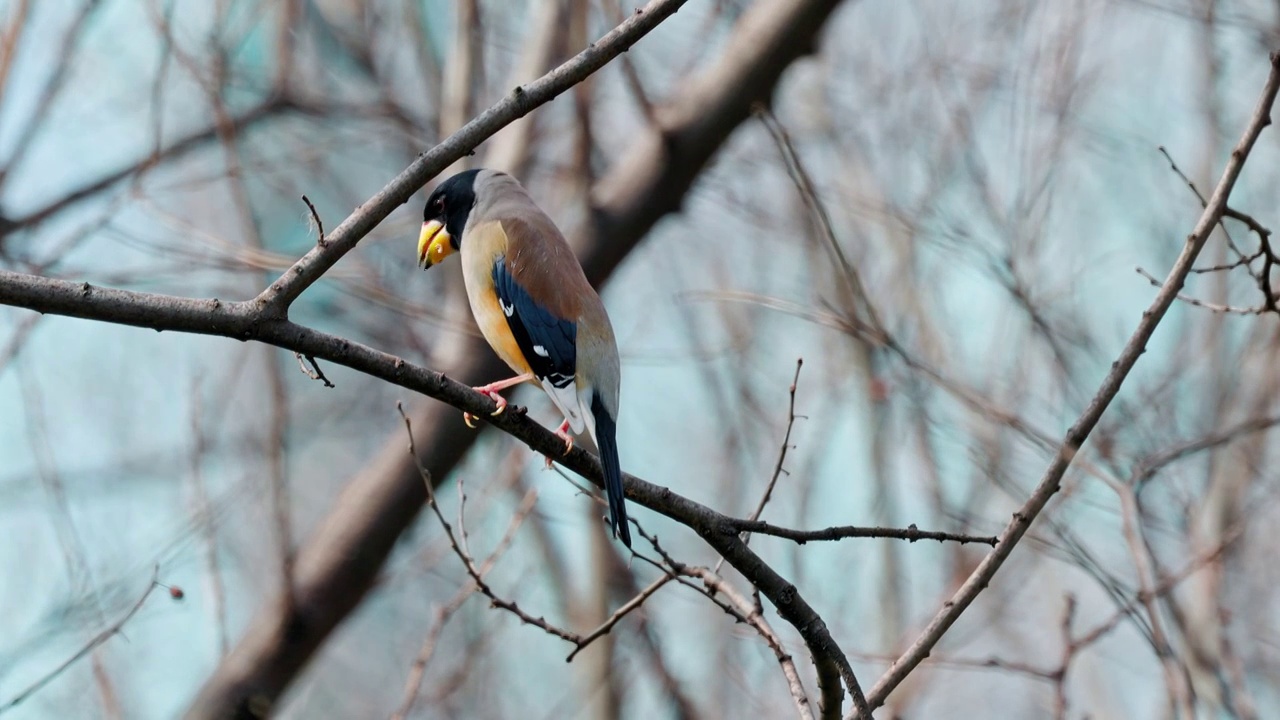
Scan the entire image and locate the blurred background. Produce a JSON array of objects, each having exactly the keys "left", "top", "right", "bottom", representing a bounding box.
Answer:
[{"left": 1, "top": 0, "right": 1279, "bottom": 718}]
